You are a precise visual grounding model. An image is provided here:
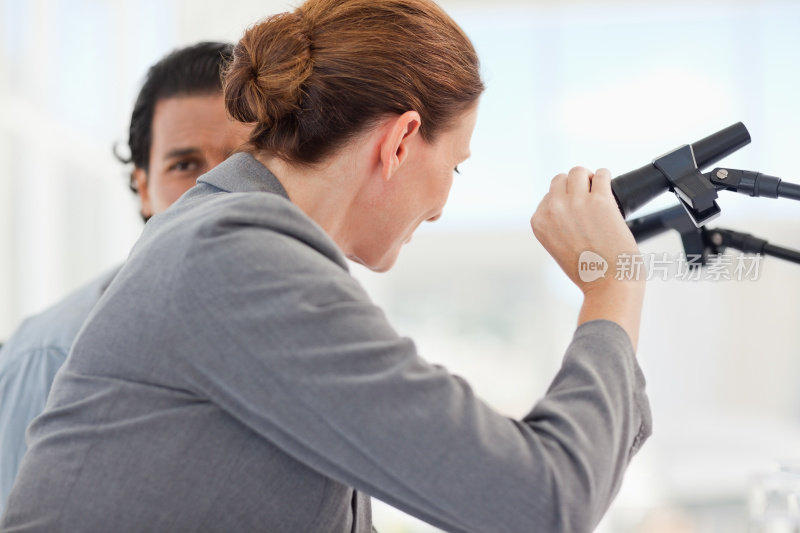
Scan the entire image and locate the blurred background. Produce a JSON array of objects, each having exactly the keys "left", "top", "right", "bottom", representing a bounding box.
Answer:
[{"left": 1, "top": 0, "right": 799, "bottom": 531}]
